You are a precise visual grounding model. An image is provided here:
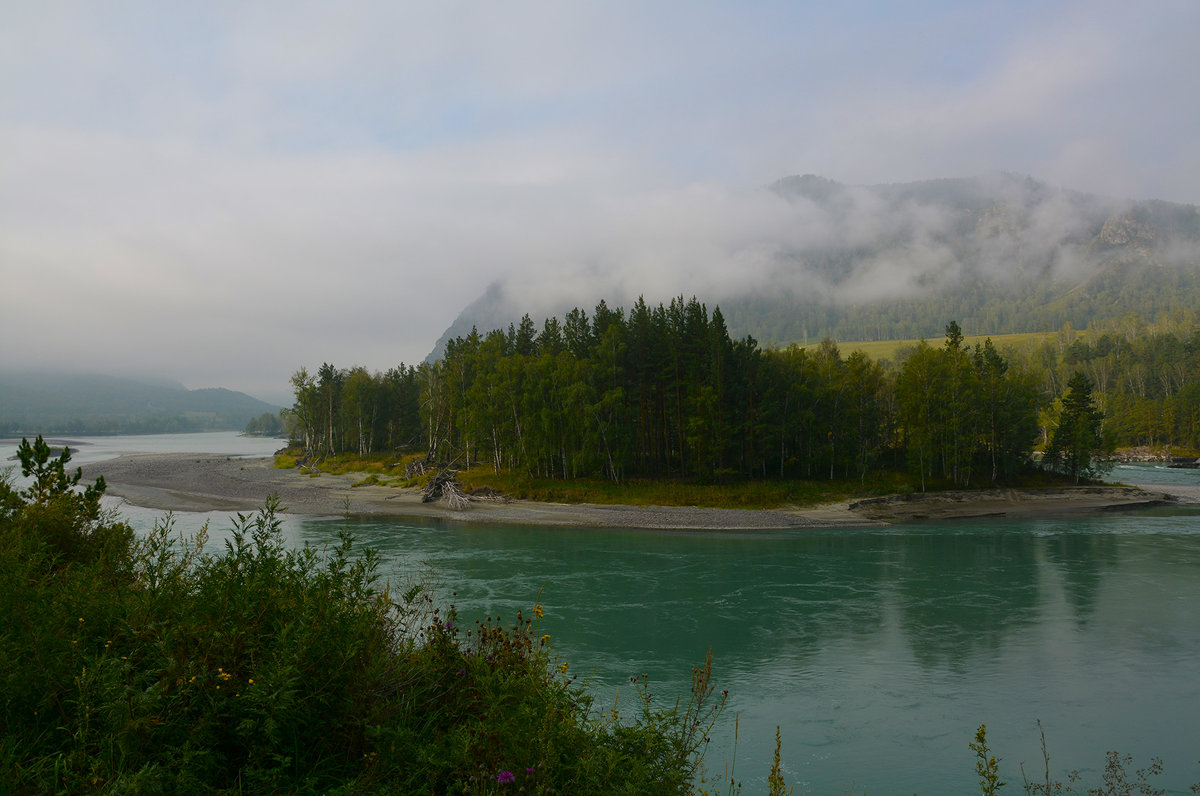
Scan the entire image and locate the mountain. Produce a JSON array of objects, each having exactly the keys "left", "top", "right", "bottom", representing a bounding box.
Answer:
[
  {"left": 0, "top": 372, "right": 282, "bottom": 435},
  {"left": 427, "top": 173, "right": 1200, "bottom": 359}
]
